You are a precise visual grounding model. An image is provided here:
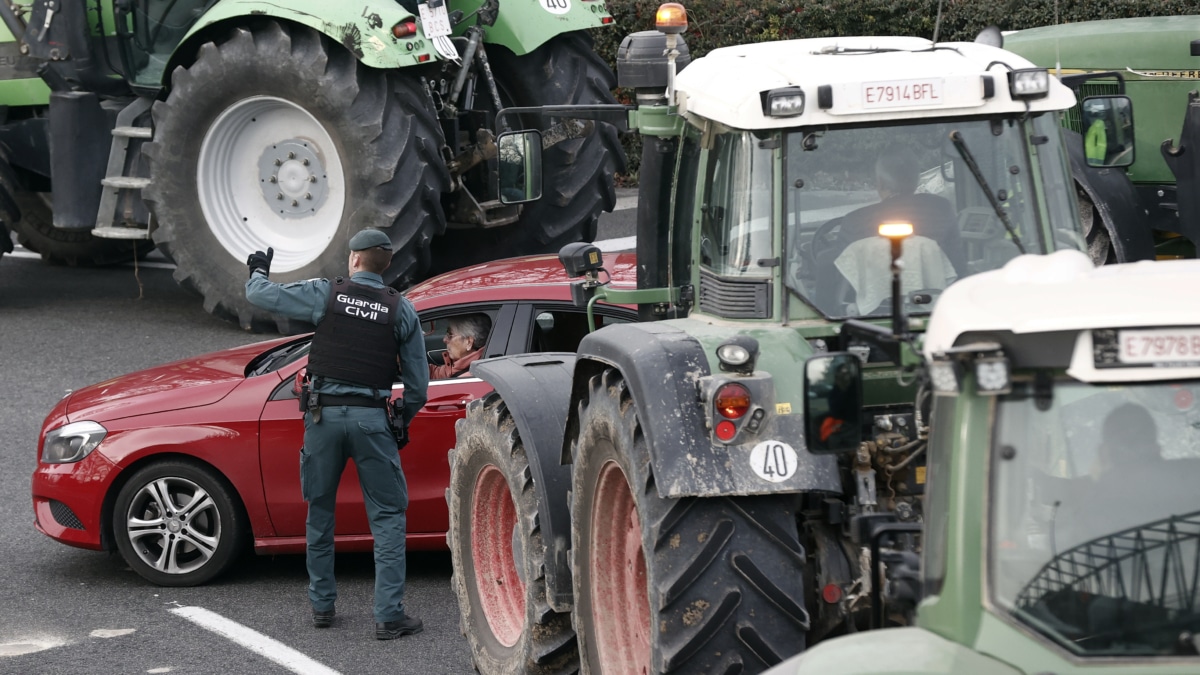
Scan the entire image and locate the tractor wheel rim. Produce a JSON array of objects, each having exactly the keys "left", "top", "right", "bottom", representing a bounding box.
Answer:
[
  {"left": 125, "top": 476, "right": 221, "bottom": 575},
  {"left": 198, "top": 96, "right": 345, "bottom": 273},
  {"left": 470, "top": 465, "right": 525, "bottom": 647},
  {"left": 590, "top": 459, "right": 651, "bottom": 673}
]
